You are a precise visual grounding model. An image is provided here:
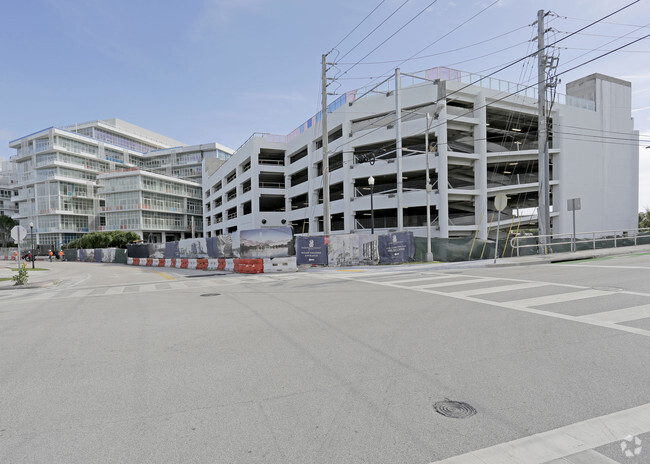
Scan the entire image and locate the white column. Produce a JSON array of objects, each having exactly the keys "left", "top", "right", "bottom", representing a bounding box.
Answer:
[
  {"left": 474, "top": 91, "right": 488, "bottom": 240},
  {"left": 437, "top": 81, "right": 449, "bottom": 238}
]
